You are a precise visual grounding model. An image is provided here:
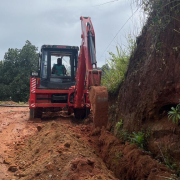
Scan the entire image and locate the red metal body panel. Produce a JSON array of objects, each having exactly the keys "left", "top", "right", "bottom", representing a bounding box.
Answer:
[{"left": 29, "top": 77, "right": 90, "bottom": 109}]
